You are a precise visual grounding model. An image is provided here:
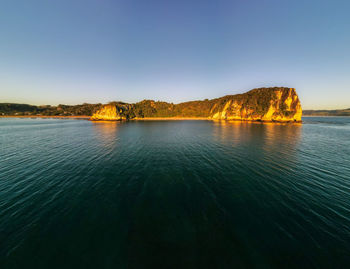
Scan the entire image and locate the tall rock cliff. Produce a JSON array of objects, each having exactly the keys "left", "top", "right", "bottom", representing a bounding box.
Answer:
[
  {"left": 209, "top": 88, "right": 302, "bottom": 122},
  {"left": 90, "top": 87, "right": 302, "bottom": 122}
]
